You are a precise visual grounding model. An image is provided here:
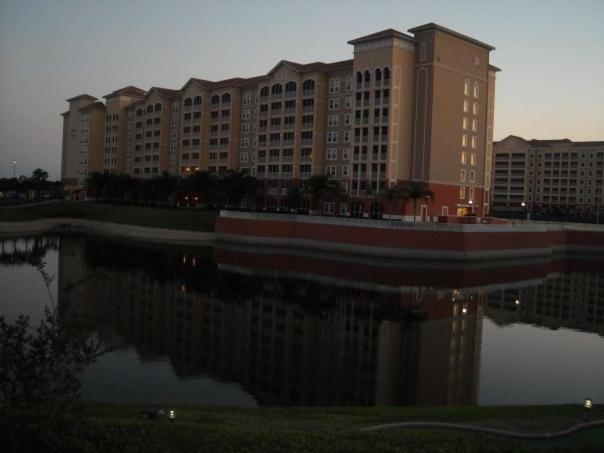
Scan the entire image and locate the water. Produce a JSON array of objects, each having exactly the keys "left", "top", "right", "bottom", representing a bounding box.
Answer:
[{"left": 1, "top": 234, "right": 603, "bottom": 407}]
